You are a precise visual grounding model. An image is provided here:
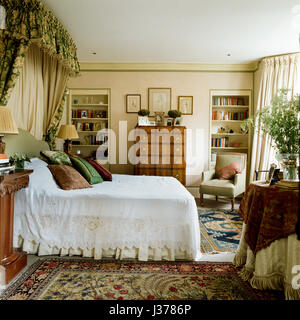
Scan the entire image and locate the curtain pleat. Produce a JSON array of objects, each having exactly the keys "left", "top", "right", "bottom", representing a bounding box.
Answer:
[
  {"left": 249, "top": 53, "right": 300, "bottom": 182},
  {"left": 8, "top": 43, "right": 69, "bottom": 148}
]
